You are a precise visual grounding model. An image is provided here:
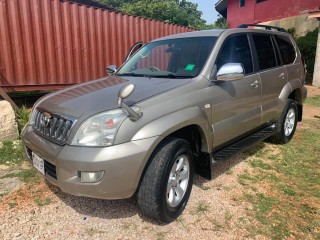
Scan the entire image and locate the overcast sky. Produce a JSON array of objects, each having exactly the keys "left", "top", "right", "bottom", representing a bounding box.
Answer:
[{"left": 189, "top": 0, "right": 220, "bottom": 24}]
